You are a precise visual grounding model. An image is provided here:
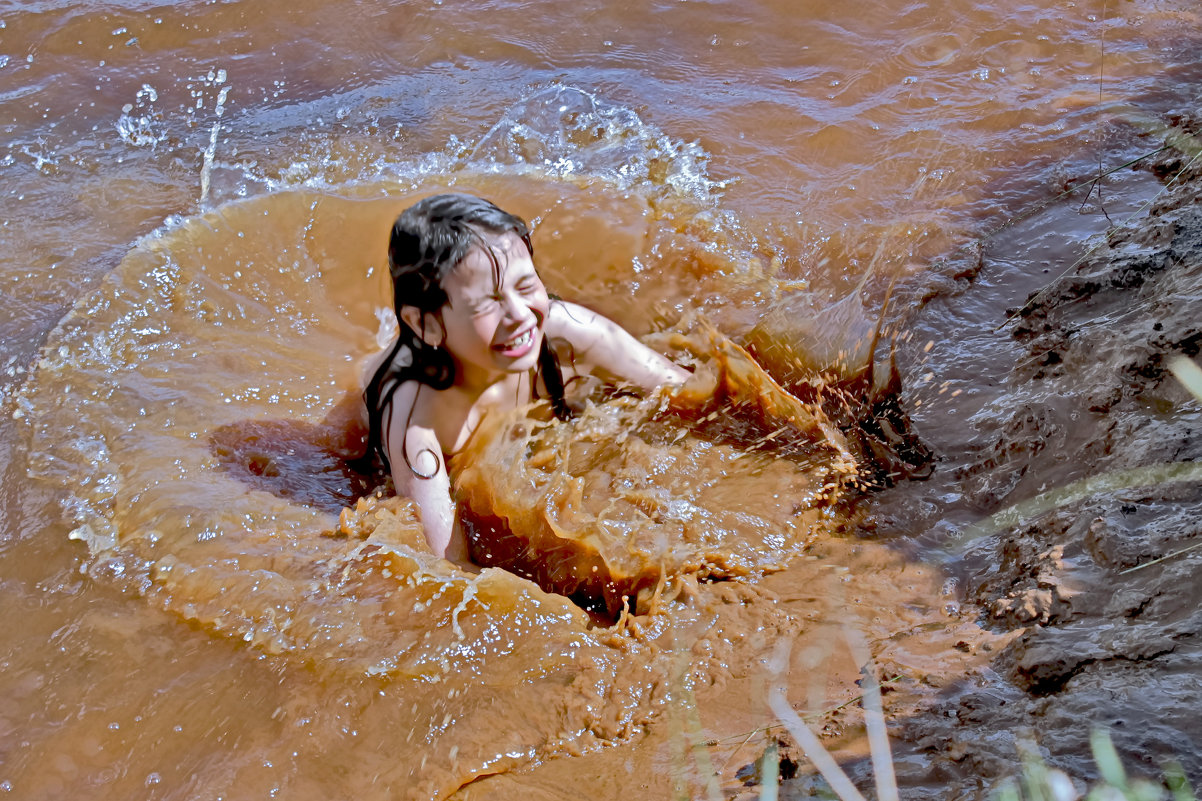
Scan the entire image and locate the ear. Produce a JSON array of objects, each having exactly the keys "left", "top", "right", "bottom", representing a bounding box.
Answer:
[{"left": 399, "top": 306, "right": 444, "bottom": 347}]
